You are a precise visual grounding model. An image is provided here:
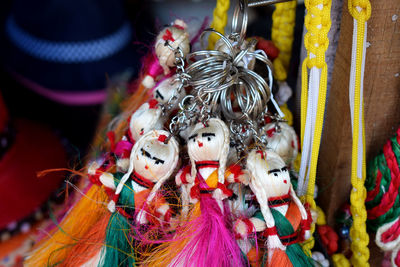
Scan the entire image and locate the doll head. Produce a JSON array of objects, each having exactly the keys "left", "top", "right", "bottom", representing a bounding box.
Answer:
[
  {"left": 214, "top": 37, "right": 256, "bottom": 69},
  {"left": 132, "top": 130, "right": 179, "bottom": 183},
  {"left": 129, "top": 101, "right": 163, "bottom": 141},
  {"left": 113, "top": 130, "right": 179, "bottom": 206},
  {"left": 153, "top": 75, "right": 186, "bottom": 109},
  {"left": 246, "top": 149, "right": 291, "bottom": 199},
  {"left": 155, "top": 19, "right": 190, "bottom": 75},
  {"left": 132, "top": 130, "right": 179, "bottom": 202},
  {"left": 262, "top": 122, "right": 298, "bottom": 166},
  {"left": 187, "top": 118, "right": 230, "bottom": 183}
]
